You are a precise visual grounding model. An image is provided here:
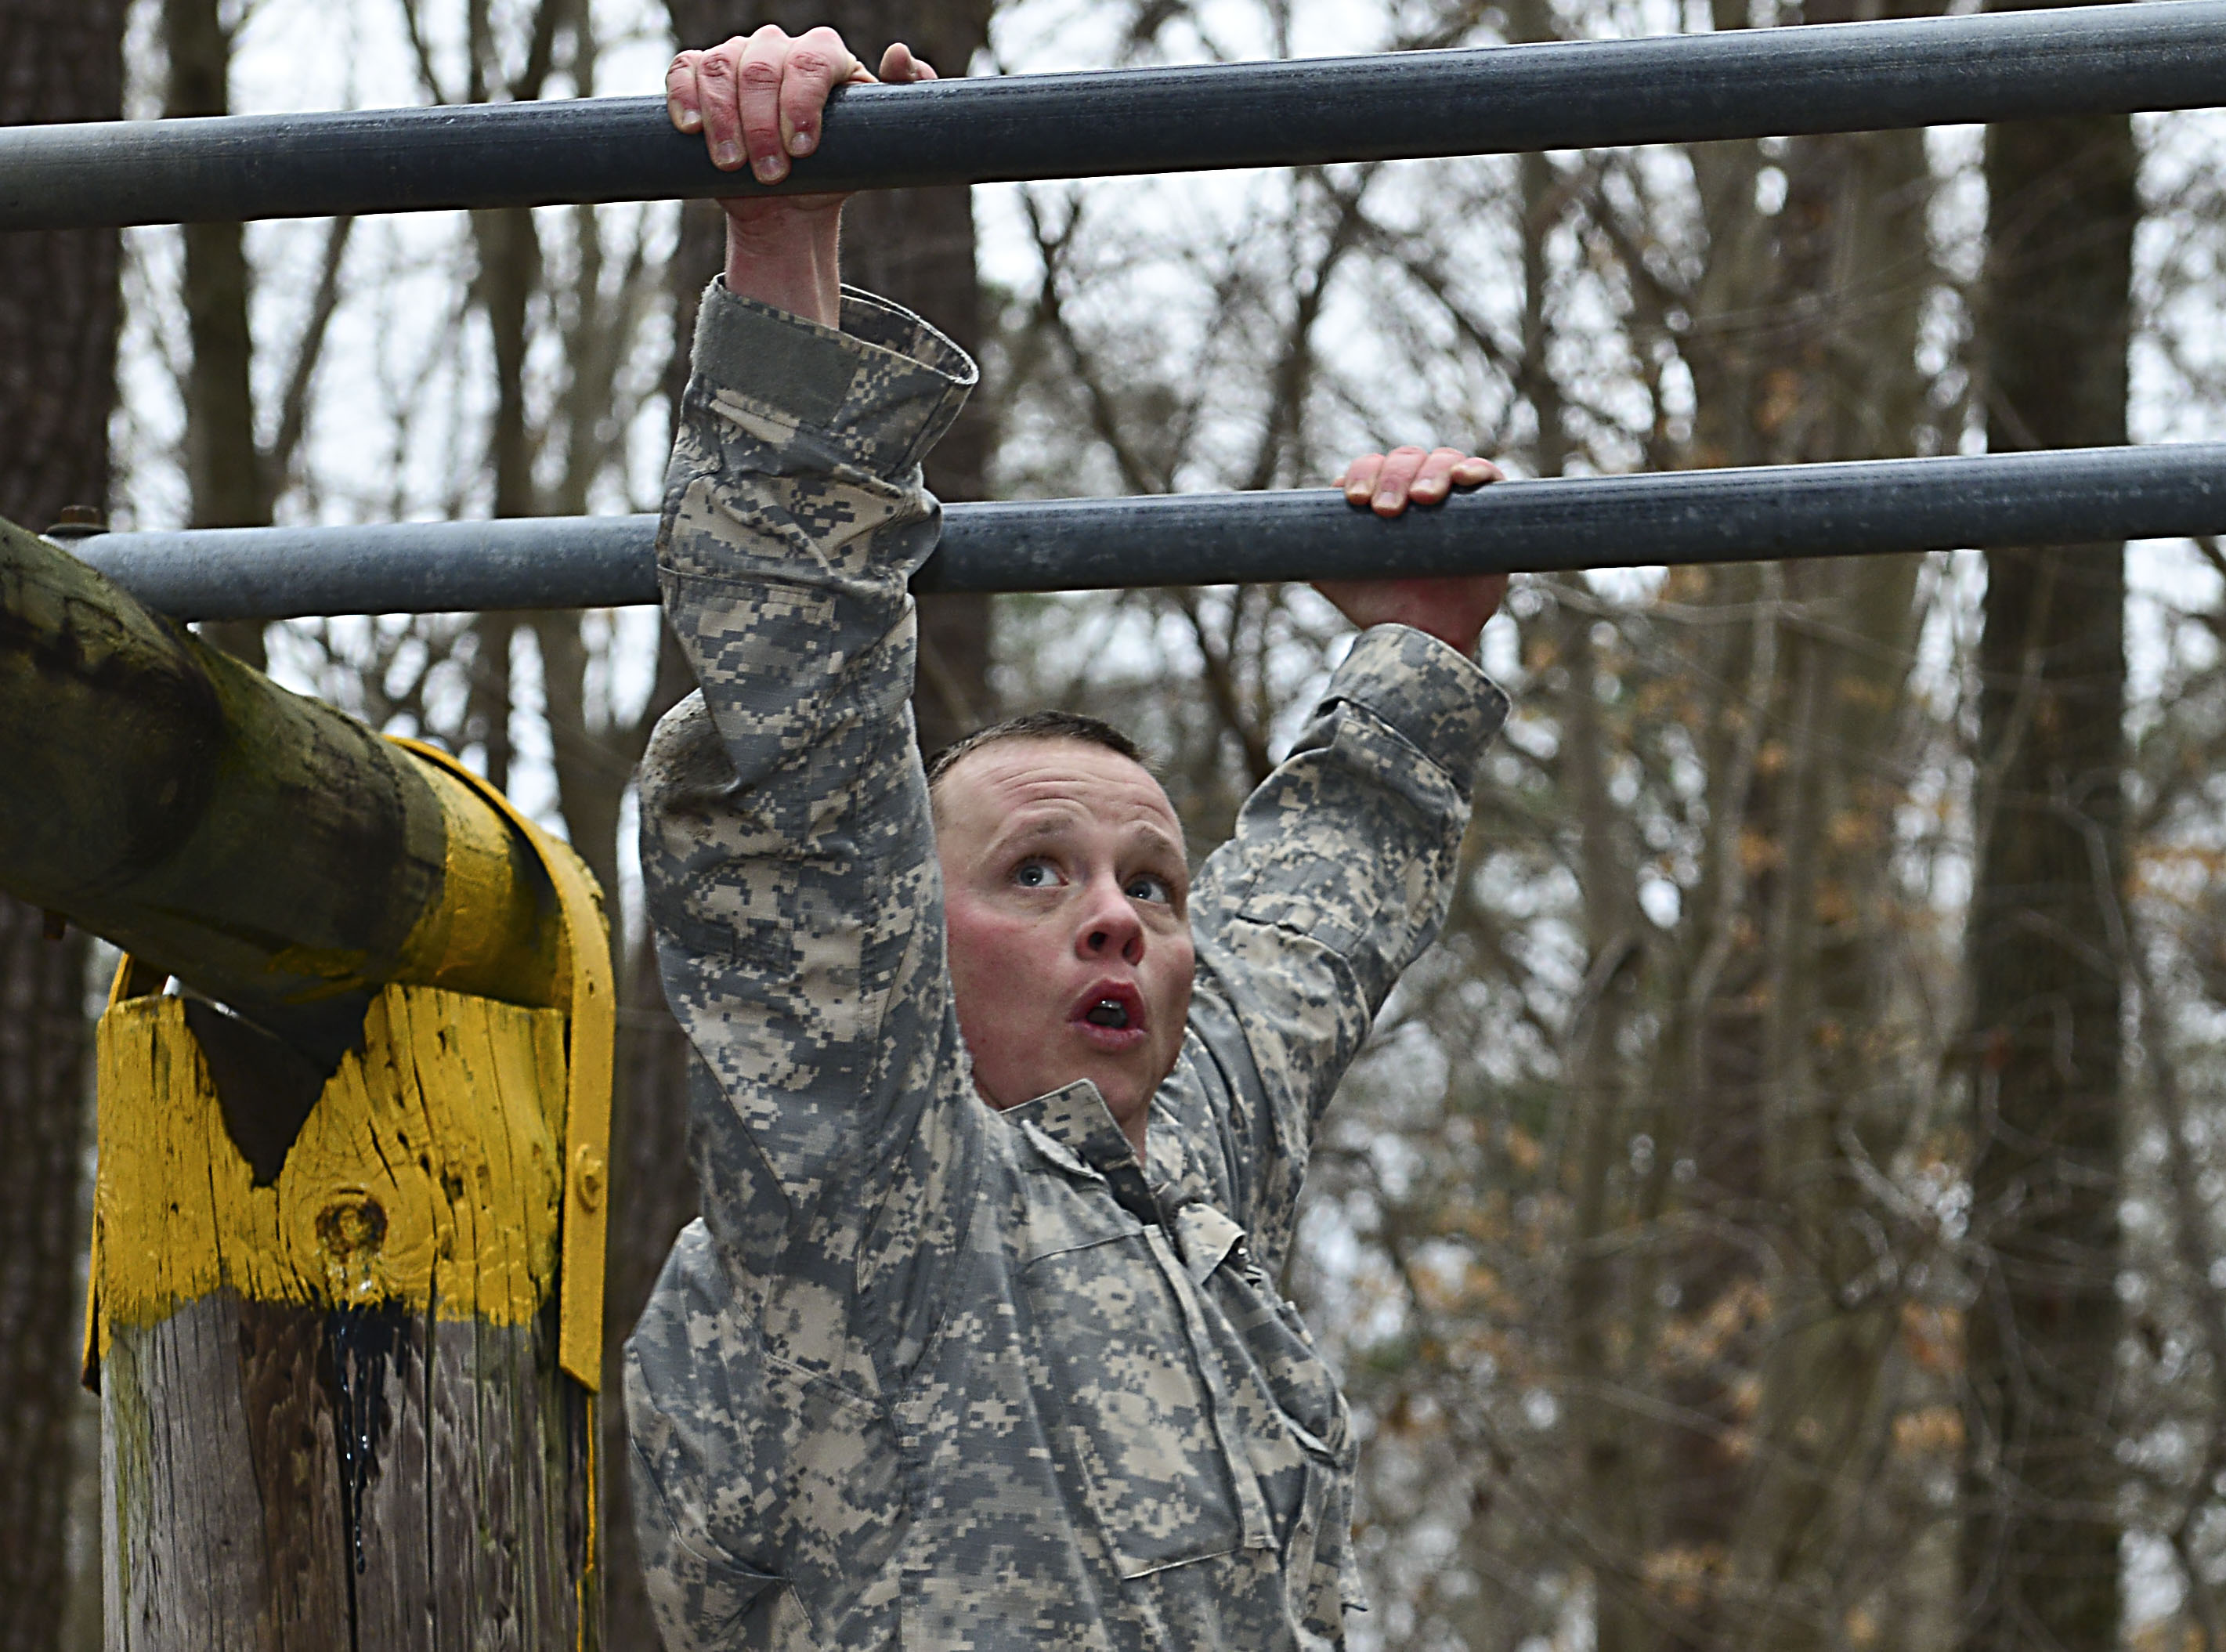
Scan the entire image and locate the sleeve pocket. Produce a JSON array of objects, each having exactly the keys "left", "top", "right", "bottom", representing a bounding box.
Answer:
[
  {"left": 1232, "top": 884, "right": 1363, "bottom": 956},
  {"left": 629, "top": 1431, "right": 799, "bottom": 1648}
]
